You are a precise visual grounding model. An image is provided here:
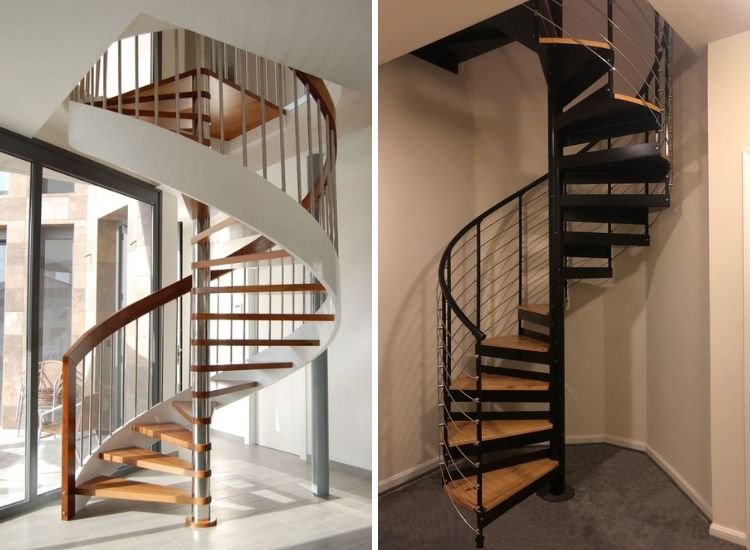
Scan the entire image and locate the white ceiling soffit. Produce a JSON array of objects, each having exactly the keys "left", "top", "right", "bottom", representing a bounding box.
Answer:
[
  {"left": 0, "top": 0, "right": 370, "bottom": 138},
  {"left": 648, "top": 0, "right": 750, "bottom": 52},
  {"left": 379, "top": 0, "right": 525, "bottom": 64}
]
